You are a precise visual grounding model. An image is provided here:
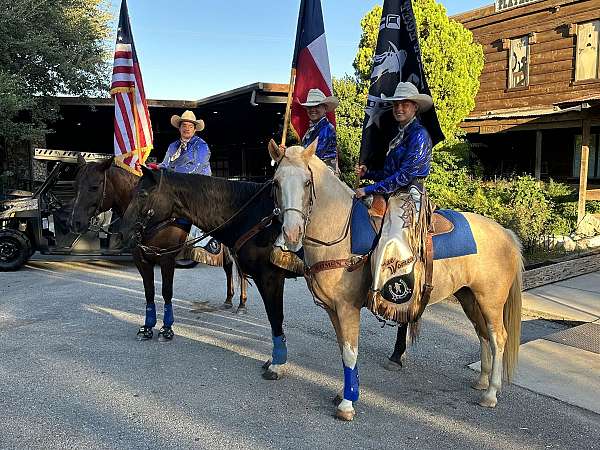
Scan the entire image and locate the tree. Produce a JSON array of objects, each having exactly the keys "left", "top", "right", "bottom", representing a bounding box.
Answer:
[
  {"left": 335, "top": 0, "right": 484, "bottom": 183},
  {"left": 352, "top": 1, "right": 484, "bottom": 140},
  {"left": 0, "top": 0, "right": 111, "bottom": 142}
]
